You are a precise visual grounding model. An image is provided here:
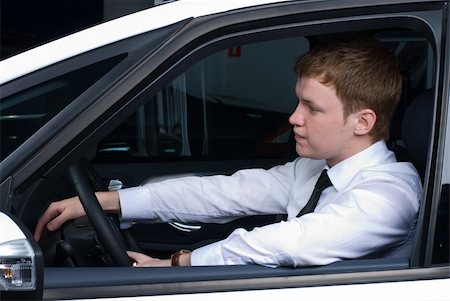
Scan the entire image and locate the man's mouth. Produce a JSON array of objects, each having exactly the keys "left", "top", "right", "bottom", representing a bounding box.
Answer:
[{"left": 294, "top": 133, "right": 306, "bottom": 141}]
